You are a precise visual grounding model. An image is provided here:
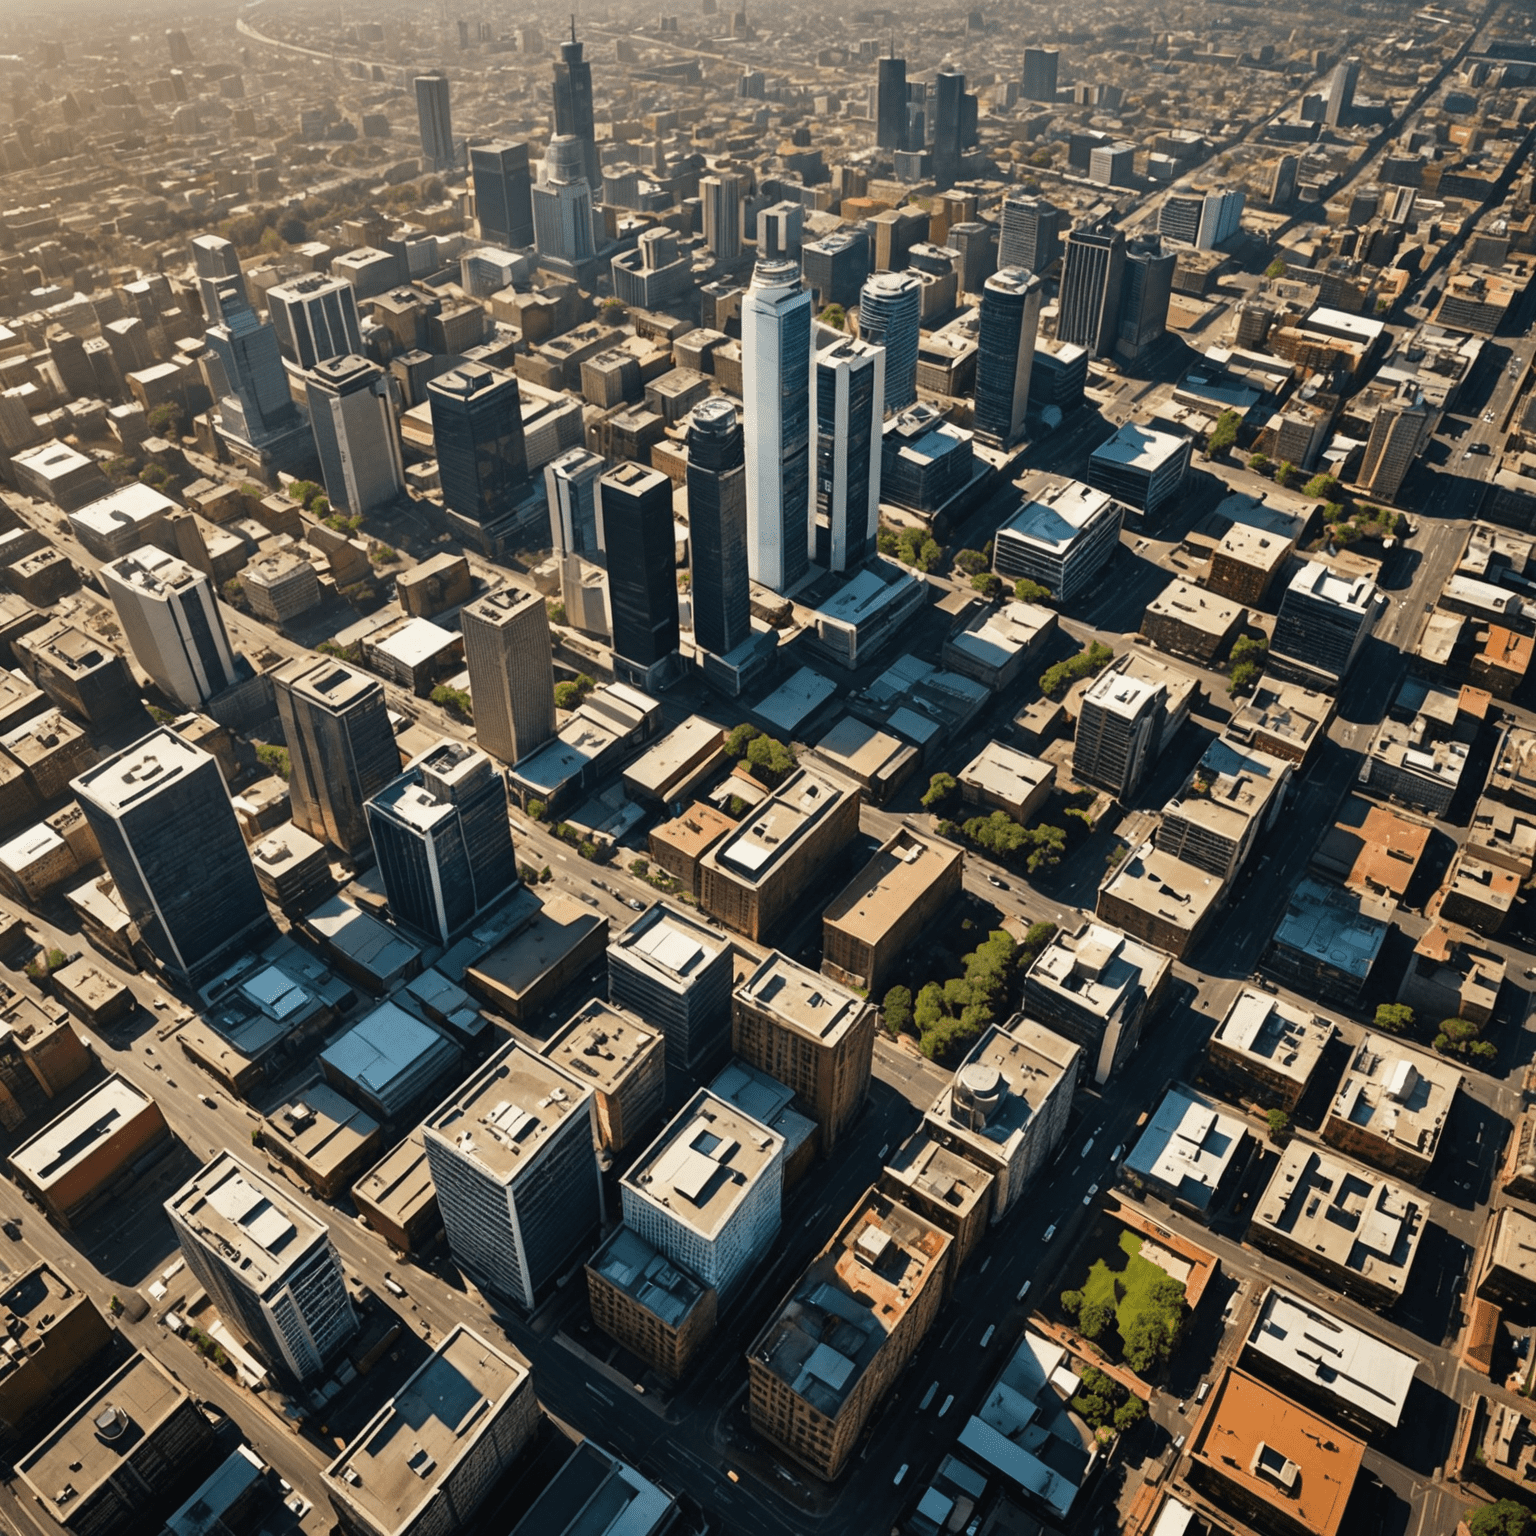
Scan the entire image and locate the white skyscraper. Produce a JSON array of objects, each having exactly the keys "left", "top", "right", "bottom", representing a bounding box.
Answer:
[
  {"left": 812, "top": 331, "right": 885, "bottom": 572},
  {"left": 544, "top": 446, "right": 607, "bottom": 559},
  {"left": 532, "top": 135, "right": 595, "bottom": 263},
  {"left": 742, "top": 259, "right": 813, "bottom": 593},
  {"left": 306, "top": 354, "right": 404, "bottom": 516},
  {"left": 857, "top": 271, "right": 923, "bottom": 413}
]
